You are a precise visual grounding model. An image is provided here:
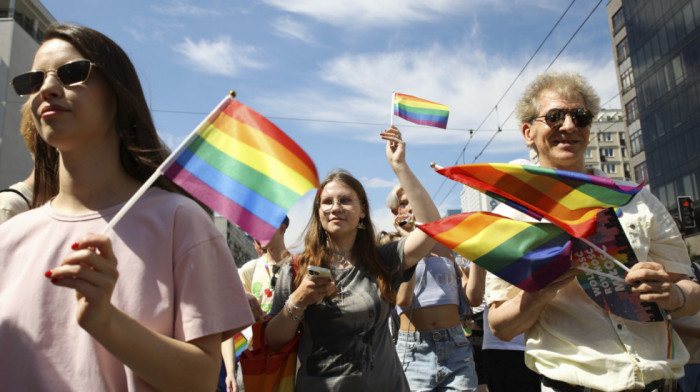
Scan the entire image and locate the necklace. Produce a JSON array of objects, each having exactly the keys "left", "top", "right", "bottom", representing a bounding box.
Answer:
[{"left": 330, "top": 250, "right": 351, "bottom": 269}]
